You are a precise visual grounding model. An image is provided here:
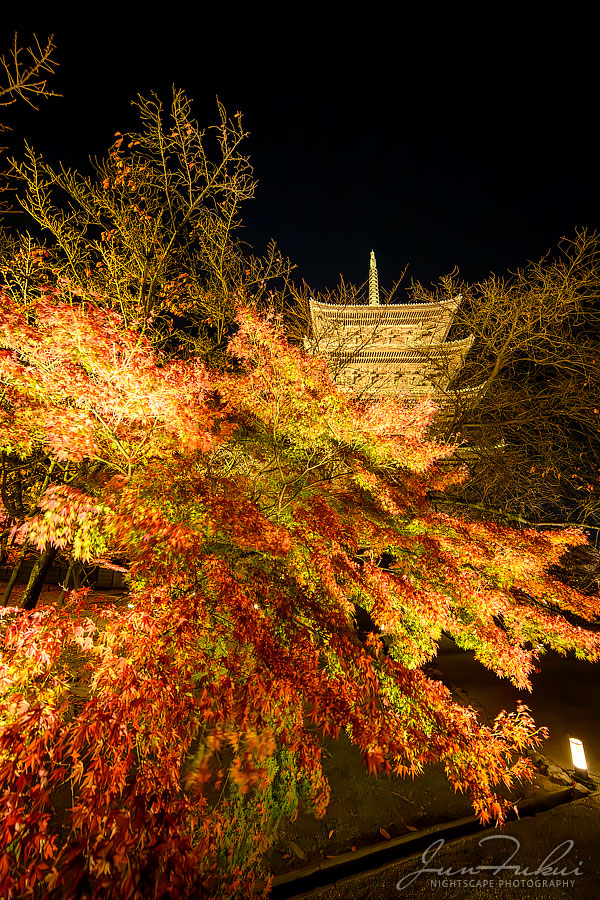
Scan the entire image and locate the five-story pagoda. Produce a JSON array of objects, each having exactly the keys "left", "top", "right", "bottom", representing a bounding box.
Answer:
[{"left": 305, "top": 251, "right": 480, "bottom": 421}]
